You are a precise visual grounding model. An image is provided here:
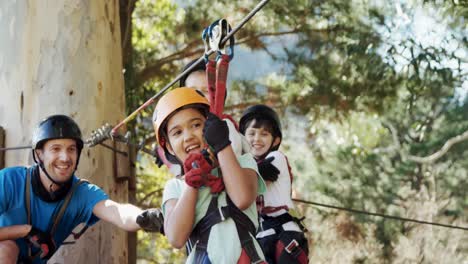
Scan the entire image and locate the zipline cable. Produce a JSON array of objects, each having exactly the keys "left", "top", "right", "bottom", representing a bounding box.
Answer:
[
  {"left": 292, "top": 198, "right": 468, "bottom": 231},
  {"left": 111, "top": 0, "right": 271, "bottom": 135},
  {"left": 0, "top": 146, "right": 31, "bottom": 151},
  {"left": 2, "top": 143, "right": 465, "bottom": 231}
]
